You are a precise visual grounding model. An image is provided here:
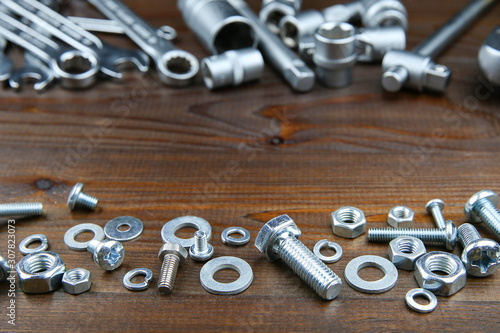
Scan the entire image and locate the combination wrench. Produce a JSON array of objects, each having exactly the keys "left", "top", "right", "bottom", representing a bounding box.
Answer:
[
  {"left": 87, "top": 0, "right": 199, "bottom": 87},
  {"left": 10, "top": 51, "right": 55, "bottom": 92}
]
